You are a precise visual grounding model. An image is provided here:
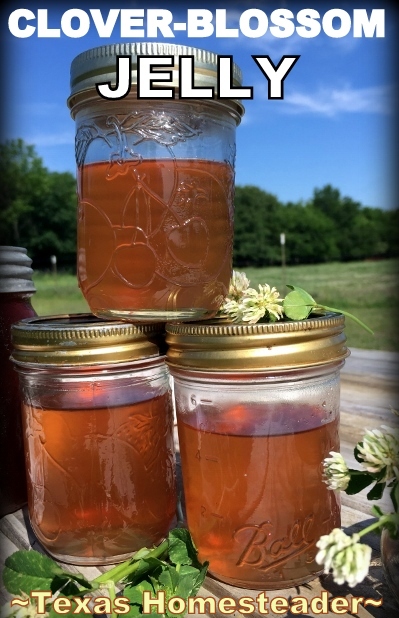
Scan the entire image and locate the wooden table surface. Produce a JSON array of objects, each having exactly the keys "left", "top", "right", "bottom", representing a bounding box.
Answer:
[{"left": 1, "top": 348, "right": 398, "bottom": 618}]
